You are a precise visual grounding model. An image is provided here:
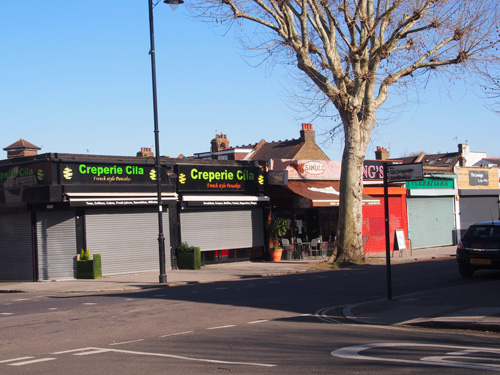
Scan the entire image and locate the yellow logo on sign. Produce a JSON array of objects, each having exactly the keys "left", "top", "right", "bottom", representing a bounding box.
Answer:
[
  {"left": 179, "top": 173, "right": 186, "bottom": 184},
  {"left": 149, "top": 169, "right": 157, "bottom": 181},
  {"left": 63, "top": 167, "right": 73, "bottom": 180},
  {"left": 258, "top": 175, "right": 264, "bottom": 185}
]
